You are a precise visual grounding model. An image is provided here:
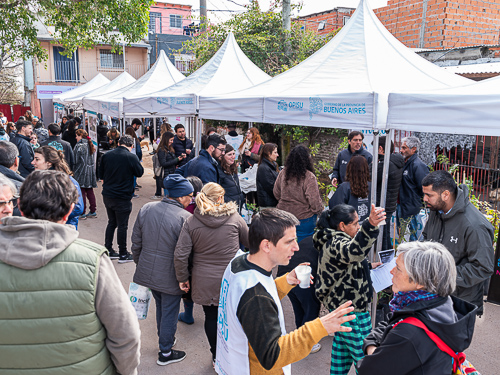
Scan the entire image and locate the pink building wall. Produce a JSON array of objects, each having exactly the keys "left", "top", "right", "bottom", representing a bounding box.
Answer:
[{"left": 149, "top": 2, "right": 192, "bottom": 35}]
